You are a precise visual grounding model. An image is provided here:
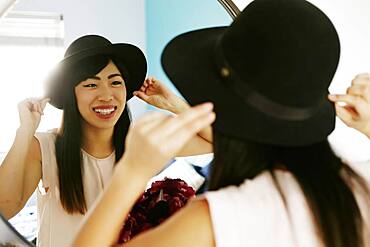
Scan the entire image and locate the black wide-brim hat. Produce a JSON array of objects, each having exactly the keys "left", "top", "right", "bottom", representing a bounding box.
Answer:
[
  {"left": 162, "top": 0, "right": 340, "bottom": 147},
  {"left": 45, "top": 35, "right": 147, "bottom": 109}
]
